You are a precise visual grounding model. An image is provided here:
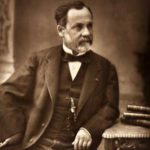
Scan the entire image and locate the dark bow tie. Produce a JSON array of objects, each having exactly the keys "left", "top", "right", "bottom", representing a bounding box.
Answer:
[{"left": 62, "top": 51, "right": 91, "bottom": 63}]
